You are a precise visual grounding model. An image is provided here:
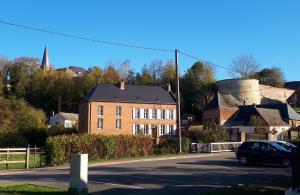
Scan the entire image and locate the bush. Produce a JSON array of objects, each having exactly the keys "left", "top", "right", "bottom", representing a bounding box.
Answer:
[
  {"left": 0, "top": 132, "right": 29, "bottom": 147},
  {"left": 195, "top": 128, "right": 228, "bottom": 143},
  {"left": 154, "top": 136, "right": 191, "bottom": 154},
  {"left": 45, "top": 134, "right": 153, "bottom": 166},
  {"left": 181, "top": 137, "right": 191, "bottom": 153}
]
